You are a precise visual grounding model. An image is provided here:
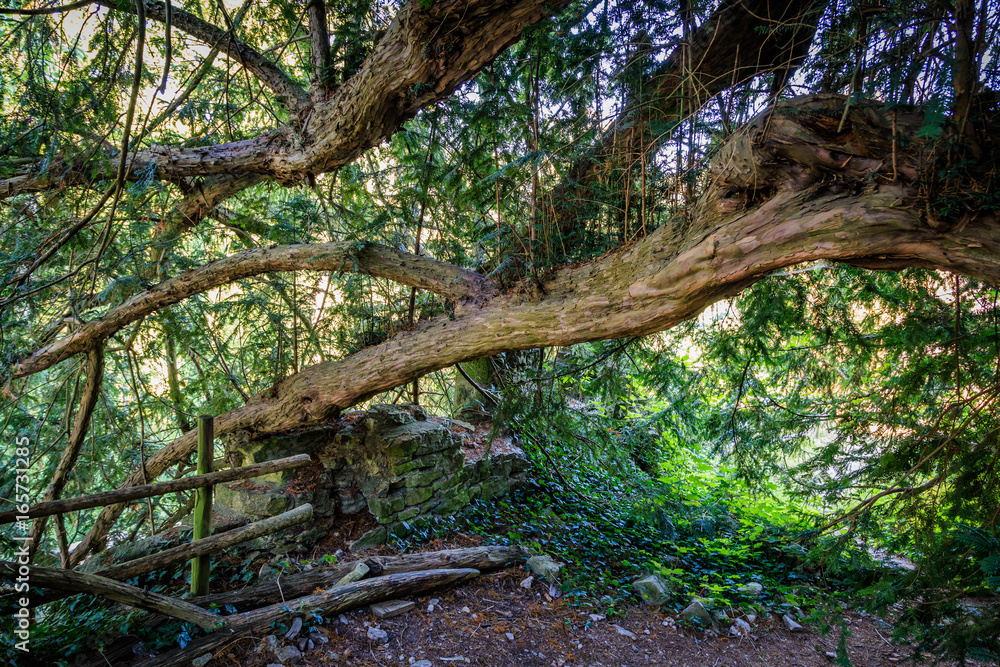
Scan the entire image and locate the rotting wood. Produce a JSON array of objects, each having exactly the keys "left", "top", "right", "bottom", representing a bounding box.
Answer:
[
  {"left": 136, "top": 568, "right": 481, "bottom": 667},
  {"left": 25, "top": 504, "right": 314, "bottom": 609},
  {"left": 99, "top": 504, "right": 312, "bottom": 581},
  {"left": 192, "top": 545, "right": 531, "bottom": 611},
  {"left": 0, "top": 454, "right": 311, "bottom": 524},
  {"left": 0, "top": 562, "right": 219, "bottom": 629}
]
